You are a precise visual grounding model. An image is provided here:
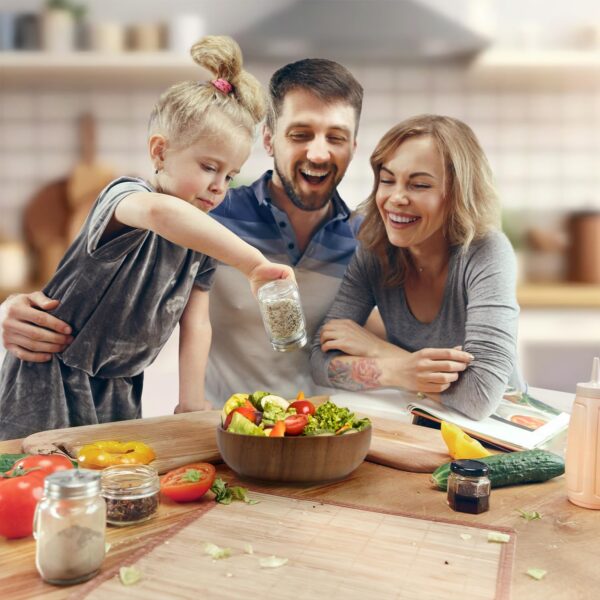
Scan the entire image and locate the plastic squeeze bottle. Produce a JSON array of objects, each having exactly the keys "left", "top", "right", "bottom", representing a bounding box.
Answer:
[{"left": 566, "top": 356, "right": 600, "bottom": 509}]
